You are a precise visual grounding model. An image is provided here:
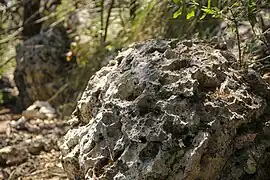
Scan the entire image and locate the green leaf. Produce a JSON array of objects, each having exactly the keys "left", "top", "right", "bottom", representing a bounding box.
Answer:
[
  {"left": 200, "top": 13, "right": 207, "bottom": 20},
  {"left": 173, "top": 7, "right": 183, "bottom": 19},
  {"left": 249, "top": 0, "right": 256, "bottom": 6},
  {"left": 212, "top": 7, "right": 222, "bottom": 18},
  {"left": 187, "top": 10, "right": 195, "bottom": 19},
  {"left": 96, "top": 1, "right": 102, "bottom": 6},
  {"left": 173, "top": 0, "right": 181, "bottom": 4},
  {"left": 201, "top": 7, "right": 215, "bottom": 15},
  {"left": 212, "top": 13, "right": 221, "bottom": 19},
  {"left": 191, "top": 0, "right": 199, "bottom": 6},
  {"left": 105, "top": 45, "right": 113, "bottom": 51},
  {"left": 232, "top": 2, "right": 239, "bottom": 7}
]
